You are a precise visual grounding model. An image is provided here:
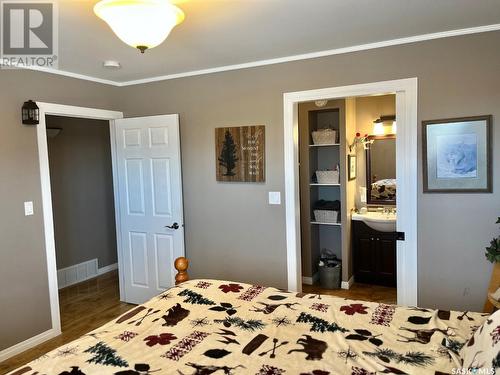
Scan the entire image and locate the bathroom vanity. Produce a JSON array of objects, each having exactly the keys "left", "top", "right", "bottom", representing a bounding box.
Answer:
[{"left": 351, "top": 213, "right": 397, "bottom": 287}]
